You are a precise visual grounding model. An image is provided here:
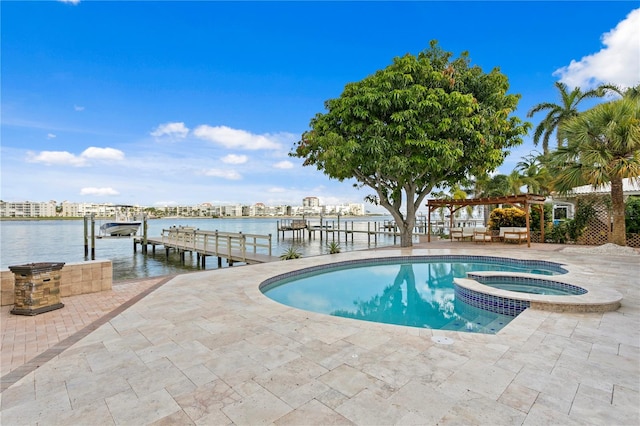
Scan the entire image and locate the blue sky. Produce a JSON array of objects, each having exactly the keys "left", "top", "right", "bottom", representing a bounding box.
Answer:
[{"left": 2, "top": 1, "right": 639, "bottom": 211}]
